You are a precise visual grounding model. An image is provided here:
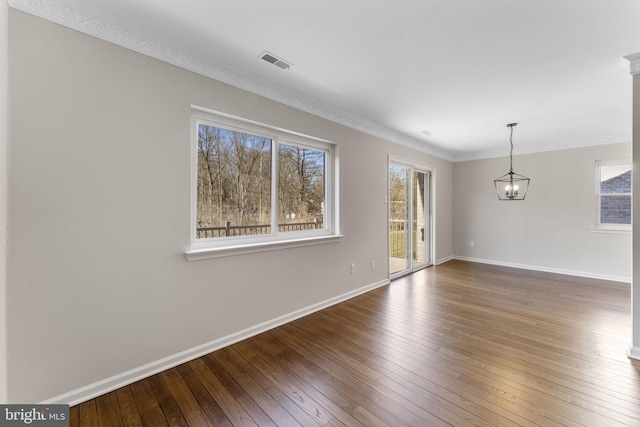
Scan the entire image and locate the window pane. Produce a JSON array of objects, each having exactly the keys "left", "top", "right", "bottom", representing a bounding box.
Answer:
[
  {"left": 601, "top": 195, "right": 631, "bottom": 224},
  {"left": 277, "top": 143, "right": 325, "bottom": 233},
  {"left": 196, "top": 123, "right": 272, "bottom": 238},
  {"left": 600, "top": 164, "right": 631, "bottom": 194}
]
